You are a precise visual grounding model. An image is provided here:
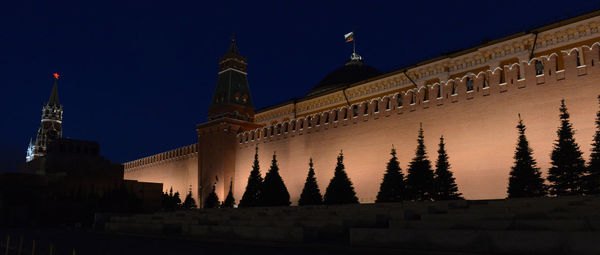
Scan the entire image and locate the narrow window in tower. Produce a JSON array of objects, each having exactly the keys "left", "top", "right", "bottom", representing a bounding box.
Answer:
[
  {"left": 451, "top": 82, "right": 457, "bottom": 95},
  {"left": 299, "top": 120, "right": 303, "bottom": 129},
  {"left": 410, "top": 92, "right": 415, "bottom": 105},
  {"left": 334, "top": 111, "right": 338, "bottom": 122},
  {"left": 324, "top": 113, "right": 329, "bottom": 124},
  {"left": 482, "top": 74, "right": 488, "bottom": 88},
  {"left": 277, "top": 124, "right": 281, "bottom": 134},
  {"left": 423, "top": 87, "right": 429, "bottom": 101},
  {"left": 284, "top": 123, "right": 288, "bottom": 133},
  {"left": 466, "top": 77, "right": 474, "bottom": 92},
  {"left": 436, "top": 85, "right": 442, "bottom": 98},
  {"left": 271, "top": 126, "right": 274, "bottom": 136},
  {"left": 397, "top": 95, "right": 403, "bottom": 107},
  {"left": 555, "top": 58, "right": 558, "bottom": 71},
  {"left": 343, "top": 108, "right": 348, "bottom": 120},
  {"left": 363, "top": 104, "right": 368, "bottom": 115},
  {"left": 292, "top": 121, "right": 296, "bottom": 131},
  {"left": 535, "top": 60, "right": 544, "bottom": 75},
  {"left": 500, "top": 70, "right": 505, "bottom": 84},
  {"left": 592, "top": 59, "right": 595, "bottom": 66},
  {"left": 516, "top": 66, "right": 521, "bottom": 80},
  {"left": 307, "top": 117, "right": 312, "bottom": 127},
  {"left": 245, "top": 135, "right": 248, "bottom": 142},
  {"left": 374, "top": 101, "right": 379, "bottom": 112},
  {"left": 353, "top": 105, "right": 358, "bottom": 117},
  {"left": 576, "top": 50, "right": 582, "bottom": 66},
  {"left": 386, "top": 98, "right": 390, "bottom": 110}
]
